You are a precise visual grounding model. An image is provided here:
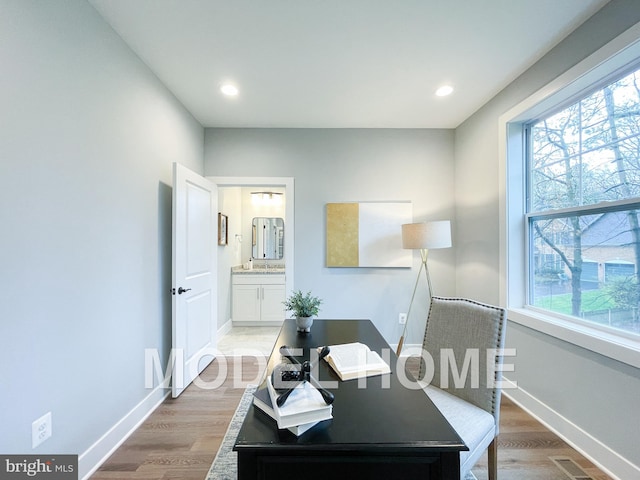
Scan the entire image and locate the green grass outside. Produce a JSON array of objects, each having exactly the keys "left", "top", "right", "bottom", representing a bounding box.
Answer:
[{"left": 534, "top": 289, "right": 615, "bottom": 314}]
